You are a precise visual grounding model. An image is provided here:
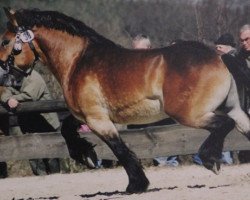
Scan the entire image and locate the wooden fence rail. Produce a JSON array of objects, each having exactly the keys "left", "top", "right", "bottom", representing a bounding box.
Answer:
[
  {"left": 0, "top": 100, "right": 249, "bottom": 162},
  {"left": 0, "top": 125, "right": 249, "bottom": 162},
  {"left": 0, "top": 99, "right": 68, "bottom": 115}
]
